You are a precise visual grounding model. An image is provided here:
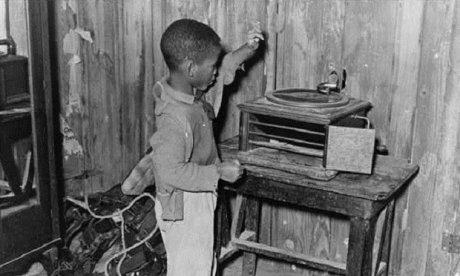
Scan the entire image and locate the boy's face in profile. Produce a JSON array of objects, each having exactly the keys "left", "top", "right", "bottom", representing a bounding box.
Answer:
[{"left": 191, "top": 47, "right": 221, "bottom": 91}]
